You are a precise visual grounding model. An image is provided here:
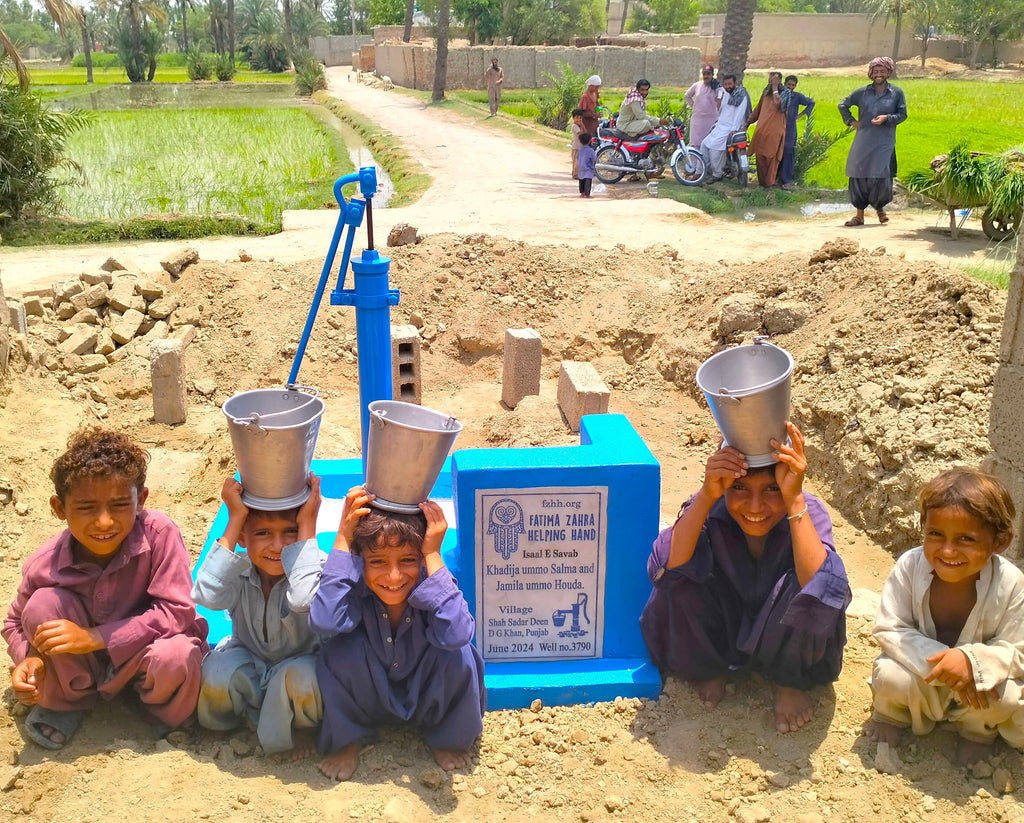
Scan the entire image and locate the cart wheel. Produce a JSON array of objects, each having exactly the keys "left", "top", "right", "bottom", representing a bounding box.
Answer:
[{"left": 982, "top": 208, "right": 1021, "bottom": 241}]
